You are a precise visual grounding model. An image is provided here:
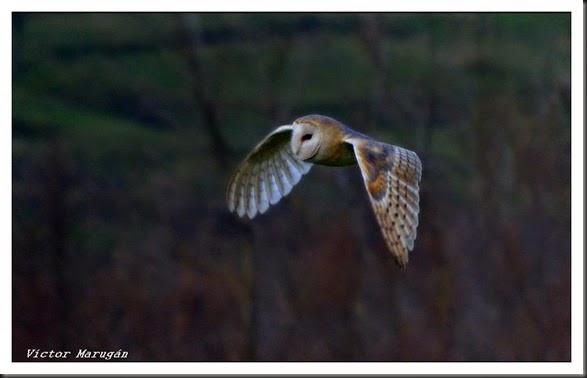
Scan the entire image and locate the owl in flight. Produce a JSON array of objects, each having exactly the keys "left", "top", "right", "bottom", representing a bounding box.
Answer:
[{"left": 226, "top": 114, "right": 422, "bottom": 267}]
